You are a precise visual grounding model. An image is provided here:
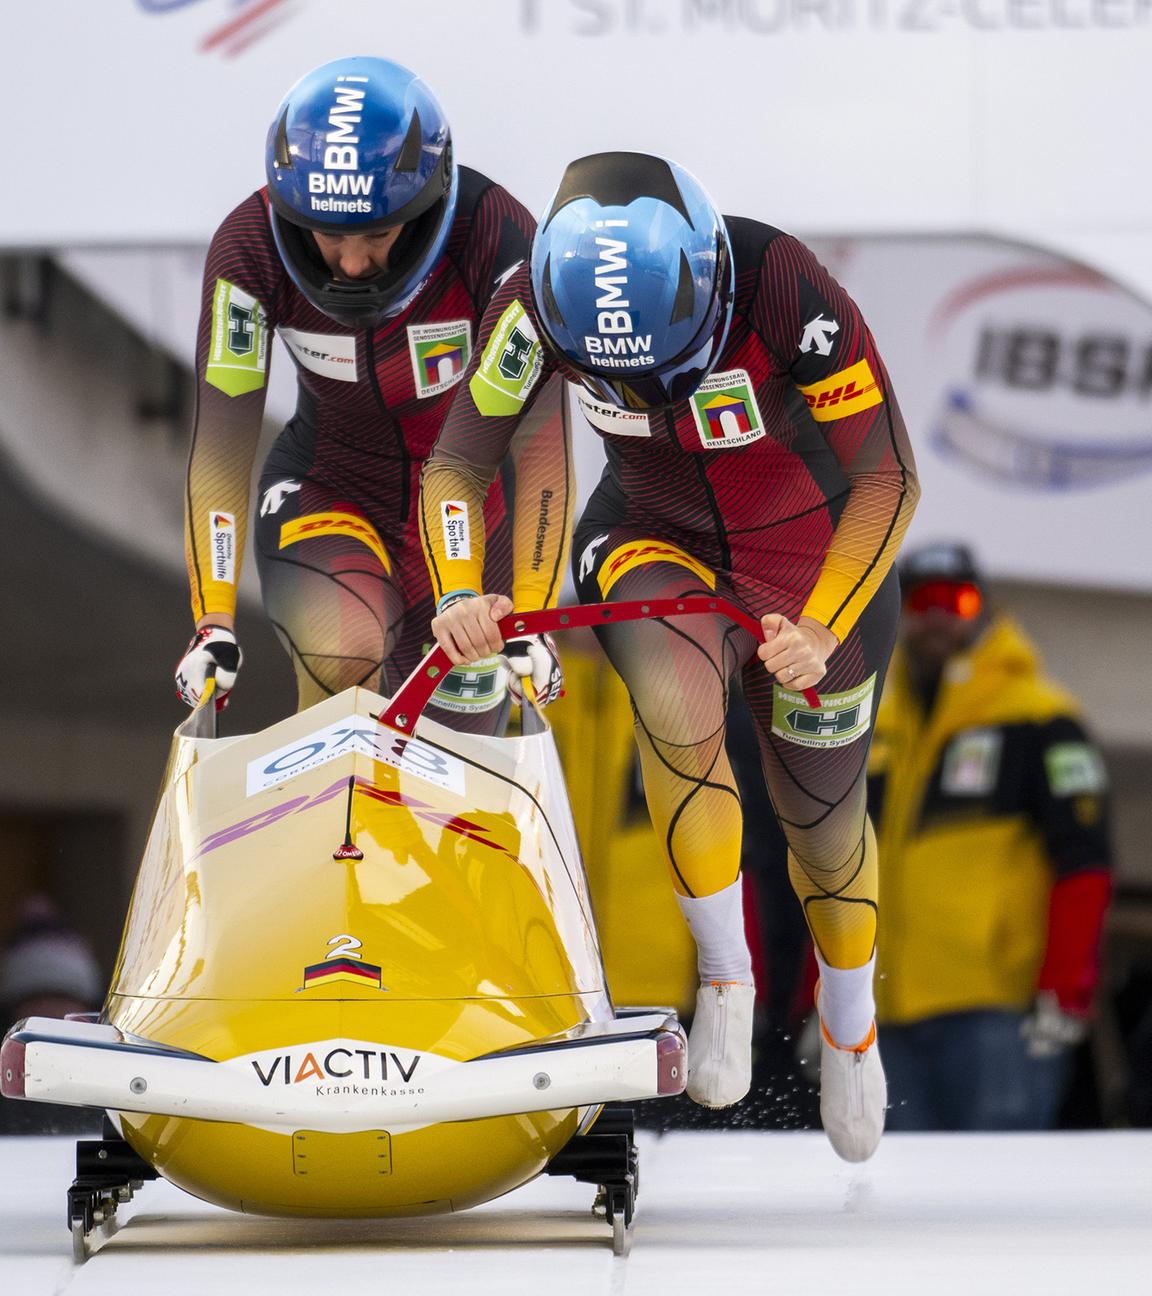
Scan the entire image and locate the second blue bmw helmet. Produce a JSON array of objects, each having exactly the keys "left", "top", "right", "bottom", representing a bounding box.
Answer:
[
  {"left": 265, "top": 57, "right": 457, "bottom": 326},
  {"left": 530, "top": 153, "right": 734, "bottom": 409}
]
